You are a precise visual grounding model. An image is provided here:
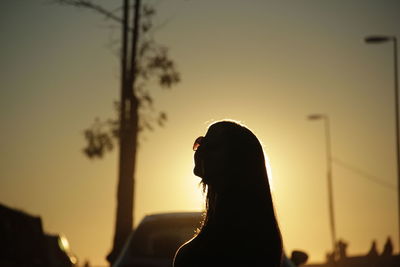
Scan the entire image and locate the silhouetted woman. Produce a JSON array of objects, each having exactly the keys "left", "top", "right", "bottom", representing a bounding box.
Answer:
[{"left": 174, "top": 120, "right": 283, "bottom": 267}]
